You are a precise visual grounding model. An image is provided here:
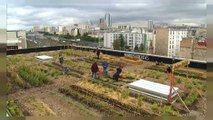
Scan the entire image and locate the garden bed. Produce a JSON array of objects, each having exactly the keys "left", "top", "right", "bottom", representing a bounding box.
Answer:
[{"left": 7, "top": 49, "right": 206, "bottom": 117}]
